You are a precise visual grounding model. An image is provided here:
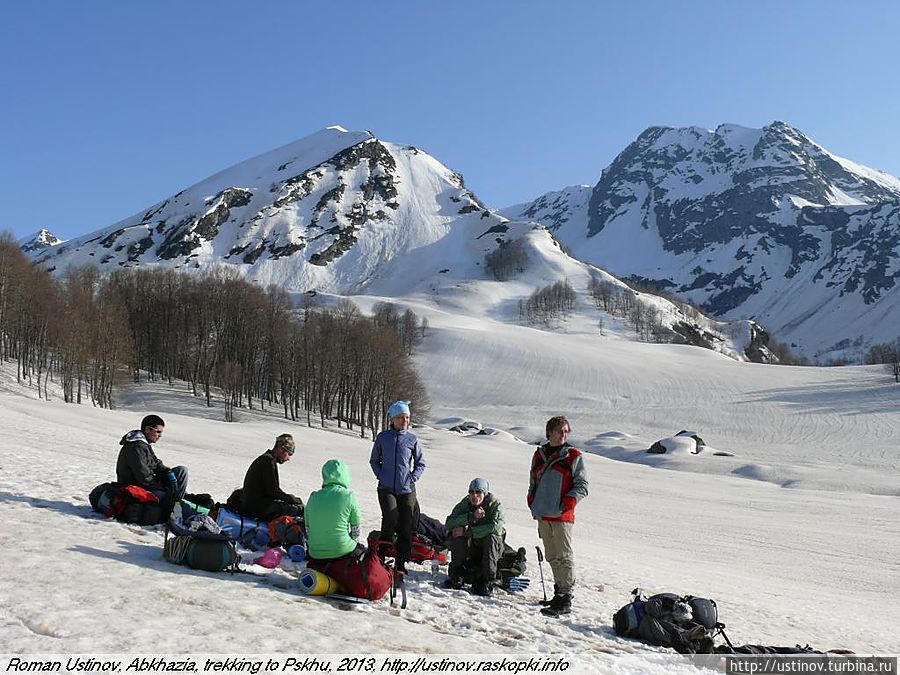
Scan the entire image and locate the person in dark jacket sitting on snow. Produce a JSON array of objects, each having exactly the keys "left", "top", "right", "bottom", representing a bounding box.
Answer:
[
  {"left": 241, "top": 433, "right": 304, "bottom": 520},
  {"left": 443, "top": 477, "right": 505, "bottom": 597},
  {"left": 116, "top": 414, "right": 188, "bottom": 502}
]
